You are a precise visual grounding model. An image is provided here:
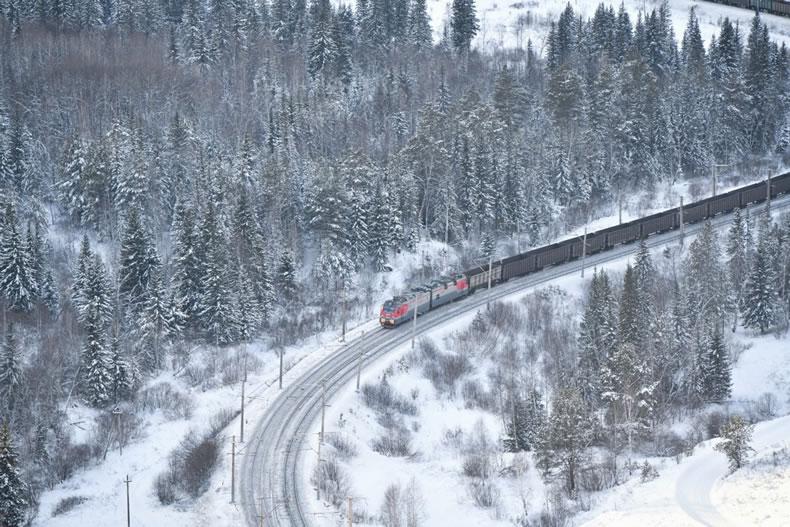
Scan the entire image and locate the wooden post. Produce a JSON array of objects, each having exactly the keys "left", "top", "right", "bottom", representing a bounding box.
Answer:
[
  {"left": 348, "top": 496, "right": 353, "bottom": 526},
  {"left": 240, "top": 375, "right": 246, "bottom": 444}
]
